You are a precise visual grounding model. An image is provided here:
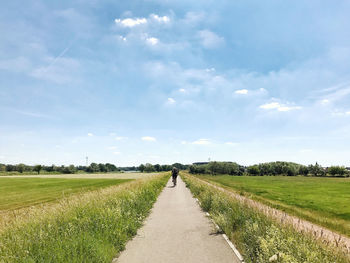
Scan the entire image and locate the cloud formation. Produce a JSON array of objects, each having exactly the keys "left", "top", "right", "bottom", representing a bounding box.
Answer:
[
  {"left": 197, "top": 30, "right": 224, "bottom": 49},
  {"left": 141, "top": 136, "right": 156, "bottom": 141},
  {"left": 115, "top": 18, "right": 147, "bottom": 27},
  {"left": 192, "top": 138, "right": 211, "bottom": 145},
  {"left": 259, "top": 102, "right": 302, "bottom": 112}
]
